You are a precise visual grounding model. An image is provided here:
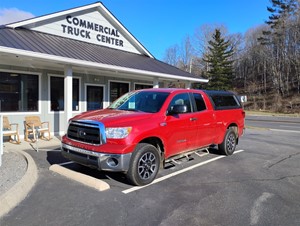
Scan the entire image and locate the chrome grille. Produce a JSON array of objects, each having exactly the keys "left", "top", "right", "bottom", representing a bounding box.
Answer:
[{"left": 67, "top": 120, "right": 105, "bottom": 145}]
